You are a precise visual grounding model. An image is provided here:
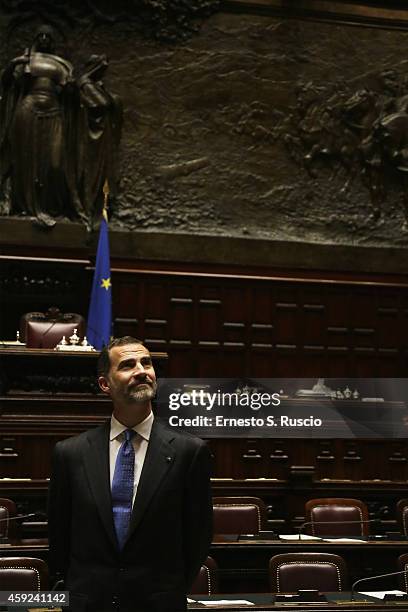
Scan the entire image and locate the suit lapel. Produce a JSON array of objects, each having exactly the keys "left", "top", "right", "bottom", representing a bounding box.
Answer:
[
  {"left": 127, "top": 419, "right": 176, "bottom": 538},
  {"left": 83, "top": 421, "right": 118, "bottom": 551}
]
